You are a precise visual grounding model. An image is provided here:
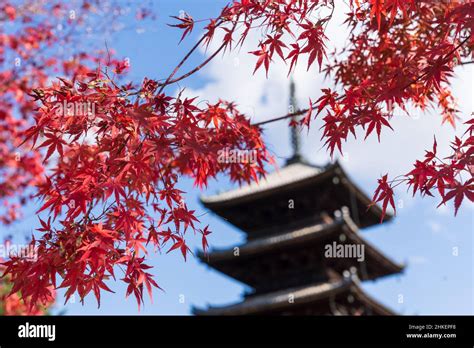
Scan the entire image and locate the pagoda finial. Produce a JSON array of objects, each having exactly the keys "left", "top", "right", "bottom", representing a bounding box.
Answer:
[{"left": 286, "top": 78, "right": 303, "bottom": 165}]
